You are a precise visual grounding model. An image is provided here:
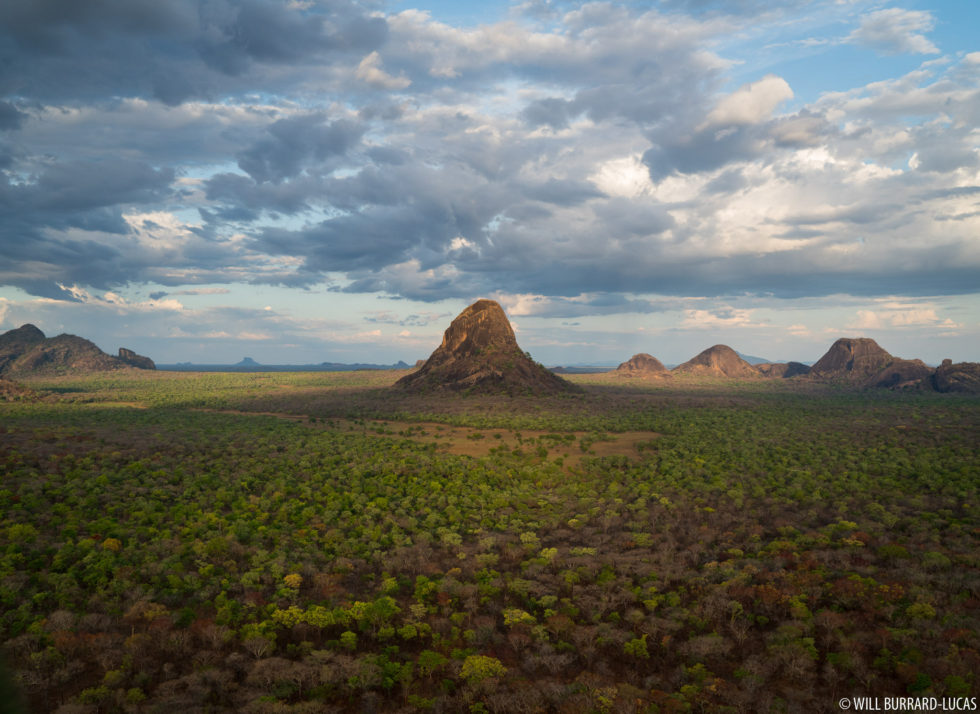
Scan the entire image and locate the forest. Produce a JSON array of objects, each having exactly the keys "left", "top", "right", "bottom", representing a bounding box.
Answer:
[{"left": 0, "top": 370, "right": 978, "bottom": 713}]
